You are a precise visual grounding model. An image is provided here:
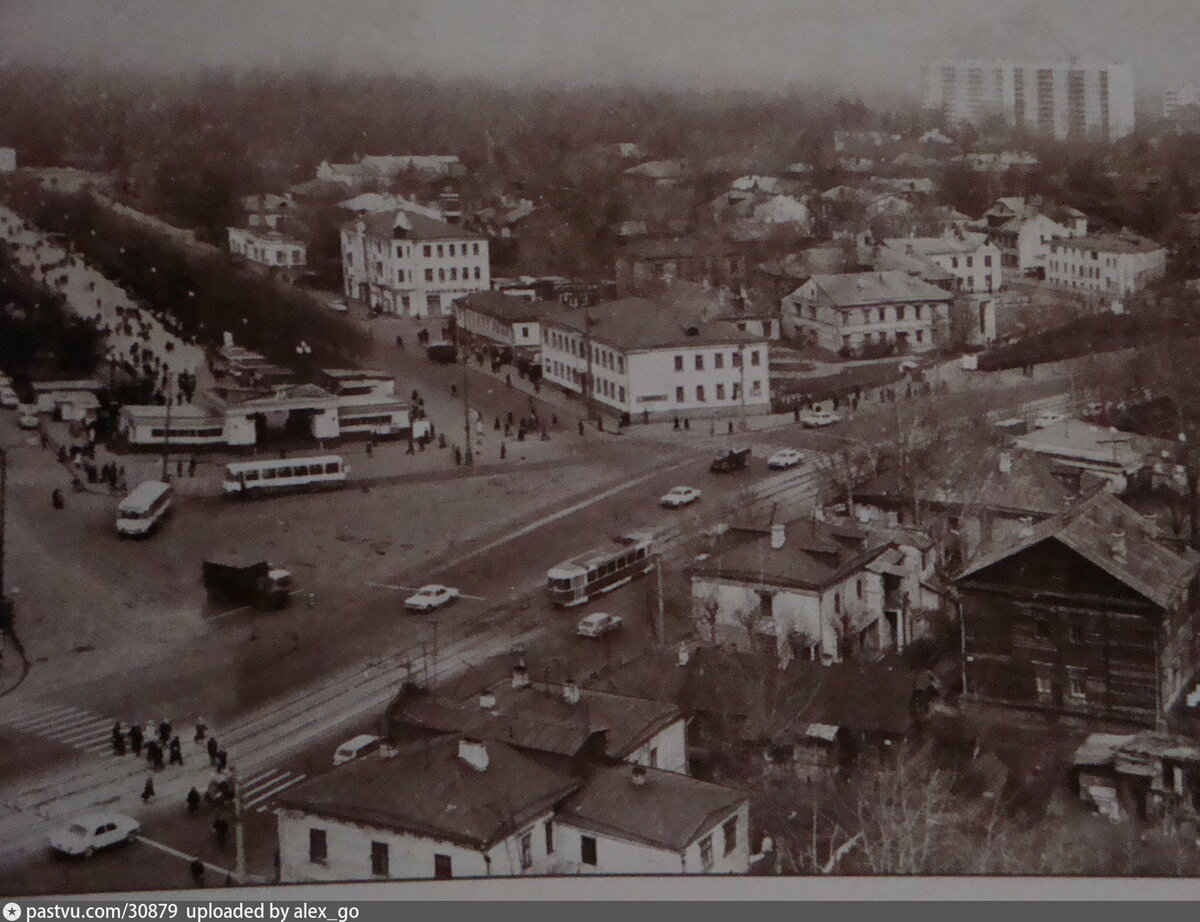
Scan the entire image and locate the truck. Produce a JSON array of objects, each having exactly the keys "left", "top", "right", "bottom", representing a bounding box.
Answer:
[
  {"left": 425, "top": 342, "right": 458, "bottom": 364},
  {"left": 202, "top": 559, "right": 293, "bottom": 611},
  {"left": 710, "top": 447, "right": 751, "bottom": 474}
]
